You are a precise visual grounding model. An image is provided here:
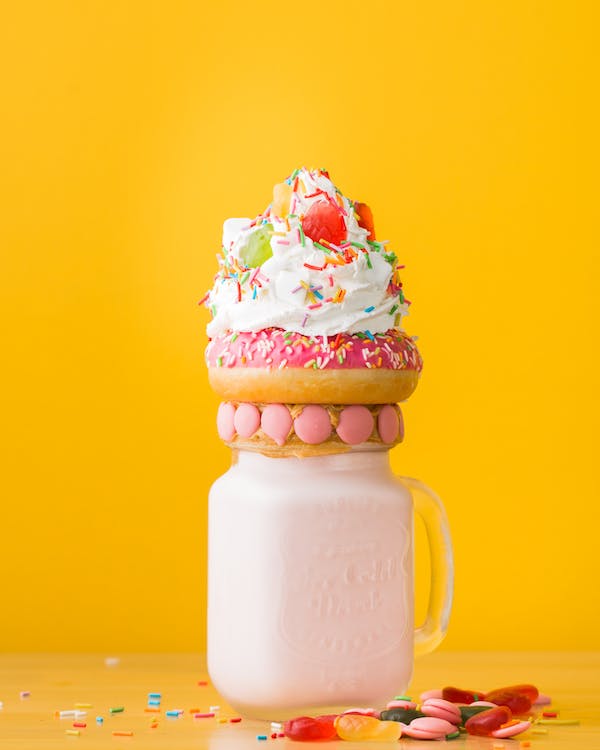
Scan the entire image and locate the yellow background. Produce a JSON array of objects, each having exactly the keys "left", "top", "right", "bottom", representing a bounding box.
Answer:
[{"left": 1, "top": 1, "right": 598, "bottom": 652}]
